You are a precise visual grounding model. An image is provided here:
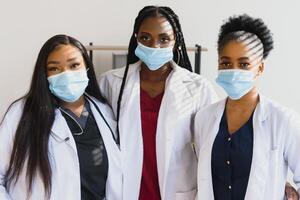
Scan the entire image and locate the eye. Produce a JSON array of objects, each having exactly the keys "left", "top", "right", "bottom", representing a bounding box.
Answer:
[
  {"left": 47, "top": 66, "right": 59, "bottom": 72},
  {"left": 139, "top": 35, "right": 151, "bottom": 41},
  {"left": 220, "top": 62, "right": 232, "bottom": 69},
  {"left": 70, "top": 62, "right": 81, "bottom": 69},
  {"left": 160, "top": 36, "right": 171, "bottom": 44},
  {"left": 239, "top": 63, "right": 250, "bottom": 69}
]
